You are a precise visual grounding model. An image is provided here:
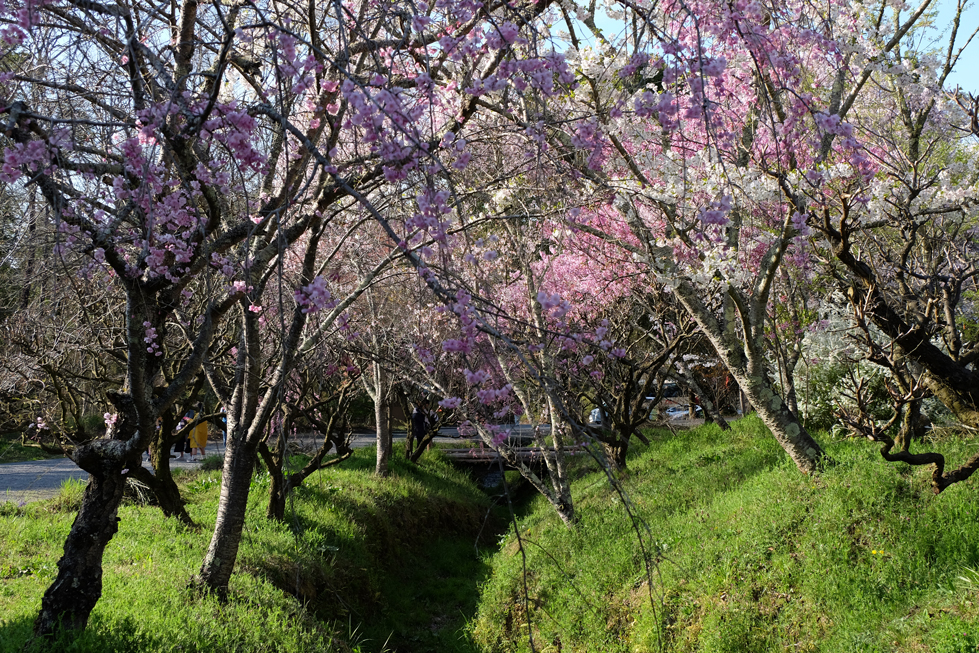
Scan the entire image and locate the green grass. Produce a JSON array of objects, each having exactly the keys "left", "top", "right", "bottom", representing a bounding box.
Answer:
[
  {"left": 471, "top": 415, "right": 979, "bottom": 653},
  {"left": 0, "top": 431, "right": 62, "bottom": 463},
  {"left": 0, "top": 447, "right": 504, "bottom": 653}
]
